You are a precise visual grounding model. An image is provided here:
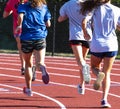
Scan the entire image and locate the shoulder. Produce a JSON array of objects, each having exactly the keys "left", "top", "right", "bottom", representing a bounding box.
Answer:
[
  {"left": 6, "top": 0, "right": 19, "bottom": 6},
  {"left": 18, "top": 2, "right": 30, "bottom": 9}
]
